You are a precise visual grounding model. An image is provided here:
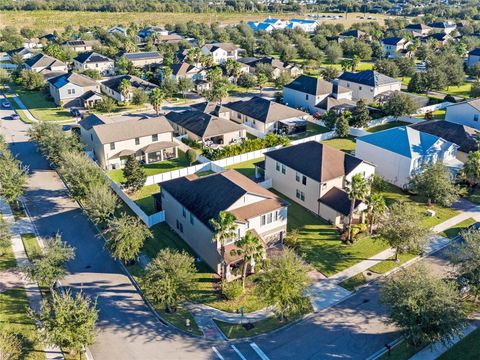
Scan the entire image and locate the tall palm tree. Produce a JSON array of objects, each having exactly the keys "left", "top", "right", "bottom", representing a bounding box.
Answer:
[
  {"left": 464, "top": 150, "right": 480, "bottom": 187},
  {"left": 367, "top": 193, "right": 387, "bottom": 234},
  {"left": 346, "top": 174, "right": 370, "bottom": 242},
  {"left": 119, "top": 79, "right": 131, "bottom": 102},
  {"left": 210, "top": 211, "right": 237, "bottom": 280},
  {"left": 230, "top": 231, "right": 265, "bottom": 289},
  {"left": 149, "top": 88, "right": 165, "bottom": 115}
]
